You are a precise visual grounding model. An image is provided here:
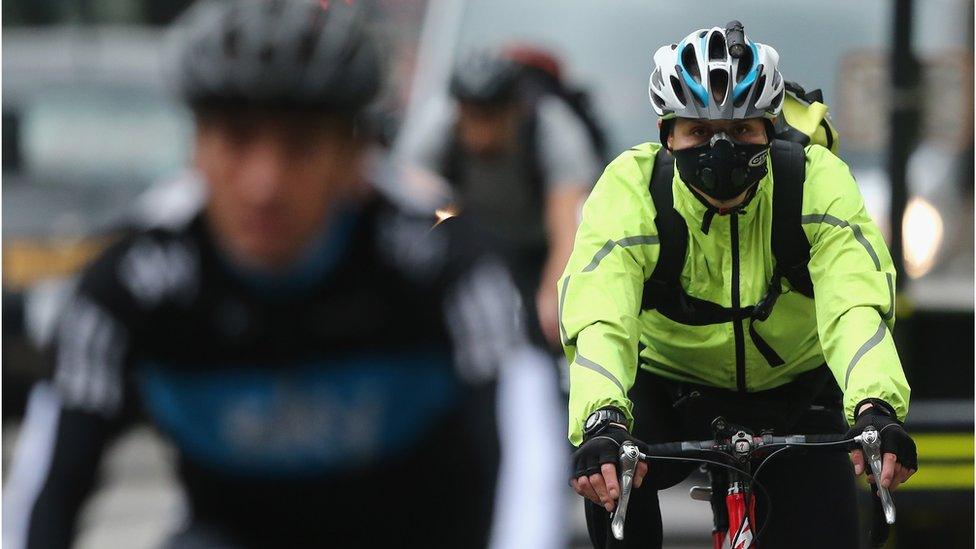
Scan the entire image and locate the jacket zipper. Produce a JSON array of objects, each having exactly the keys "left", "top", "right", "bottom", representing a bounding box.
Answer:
[{"left": 730, "top": 212, "right": 746, "bottom": 392}]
